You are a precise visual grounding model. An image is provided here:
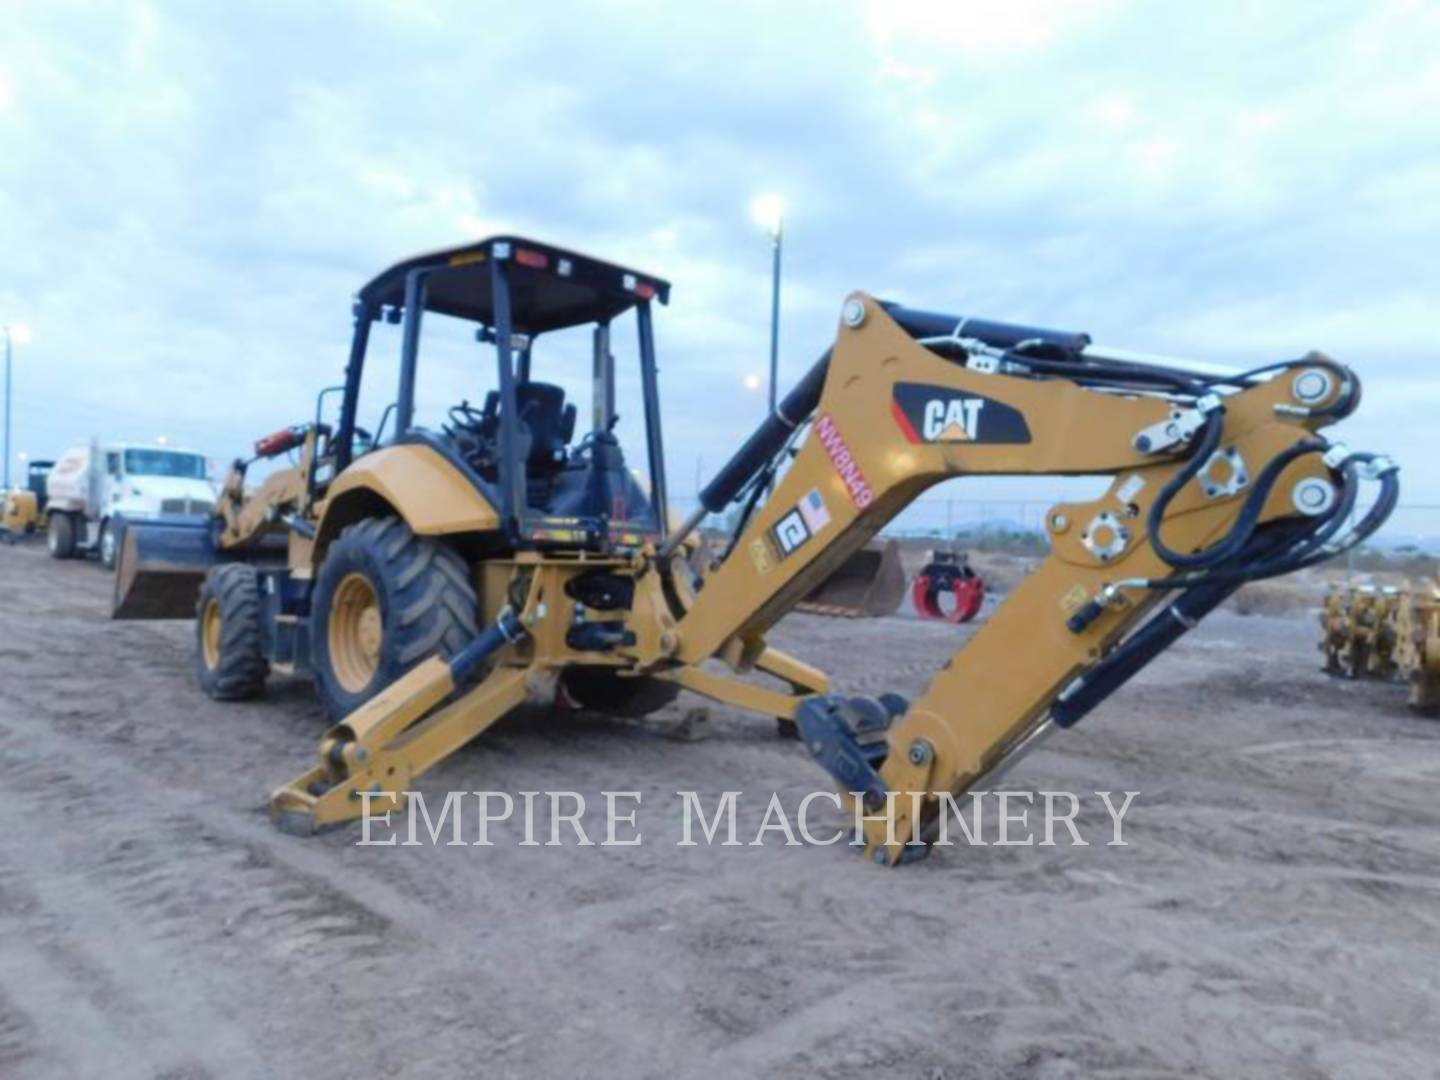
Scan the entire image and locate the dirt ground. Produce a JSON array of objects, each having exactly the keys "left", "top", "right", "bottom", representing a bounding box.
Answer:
[{"left": 2, "top": 540, "right": 1438, "bottom": 1079}]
